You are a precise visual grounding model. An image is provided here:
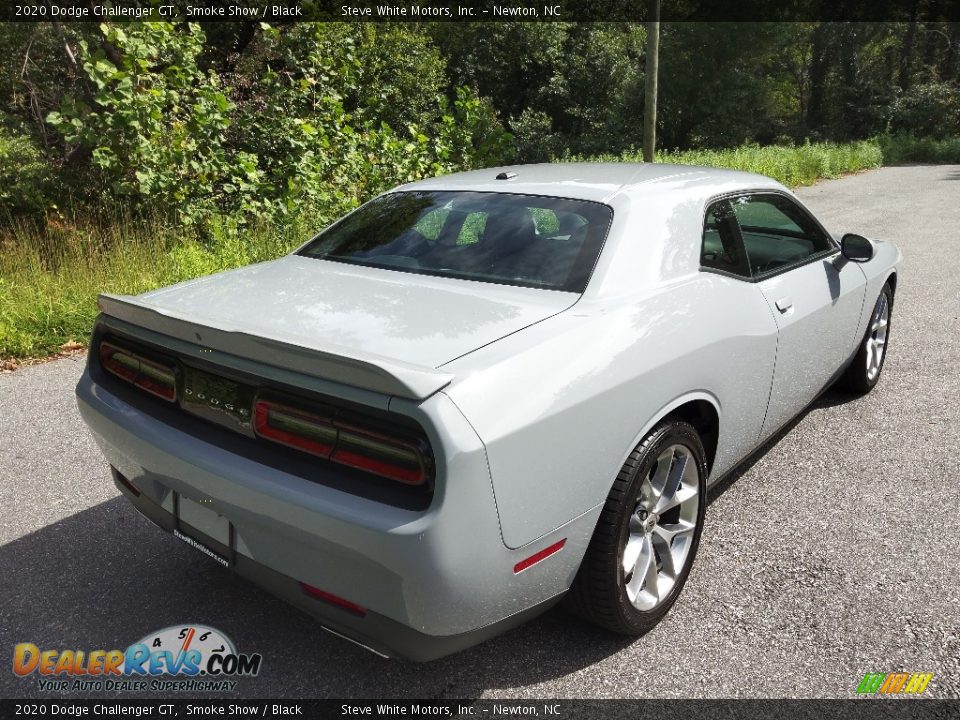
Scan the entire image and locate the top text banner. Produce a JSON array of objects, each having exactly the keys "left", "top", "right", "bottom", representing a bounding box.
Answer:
[{"left": 3, "top": 0, "right": 959, "bottom": 23}]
